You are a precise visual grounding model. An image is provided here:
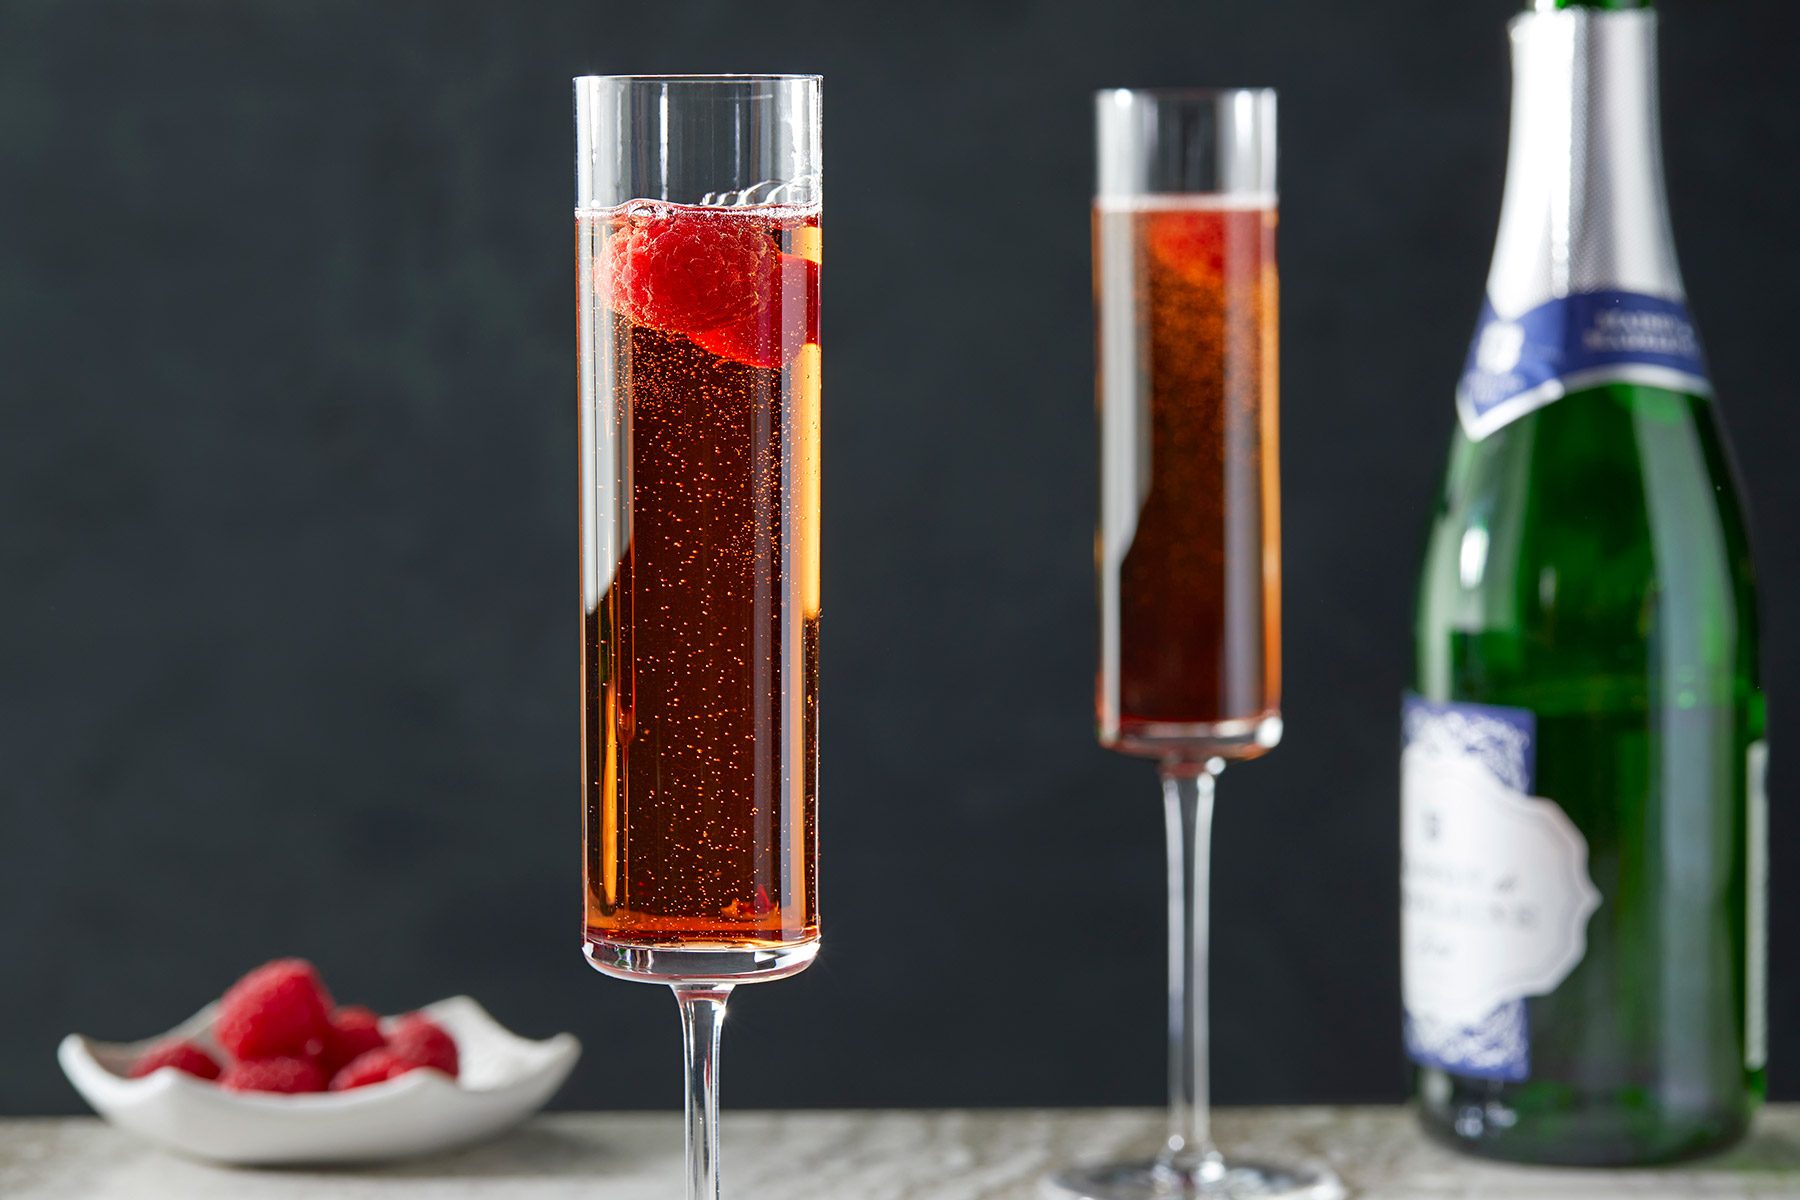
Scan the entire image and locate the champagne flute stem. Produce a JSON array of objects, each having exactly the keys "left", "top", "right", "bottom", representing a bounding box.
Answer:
[
  {"left": 674, "top": 984, "right": 734, "bottom": 1200},
  {"left": 1161, "top": 757, "right": 1226, "bottom": 1185}
]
